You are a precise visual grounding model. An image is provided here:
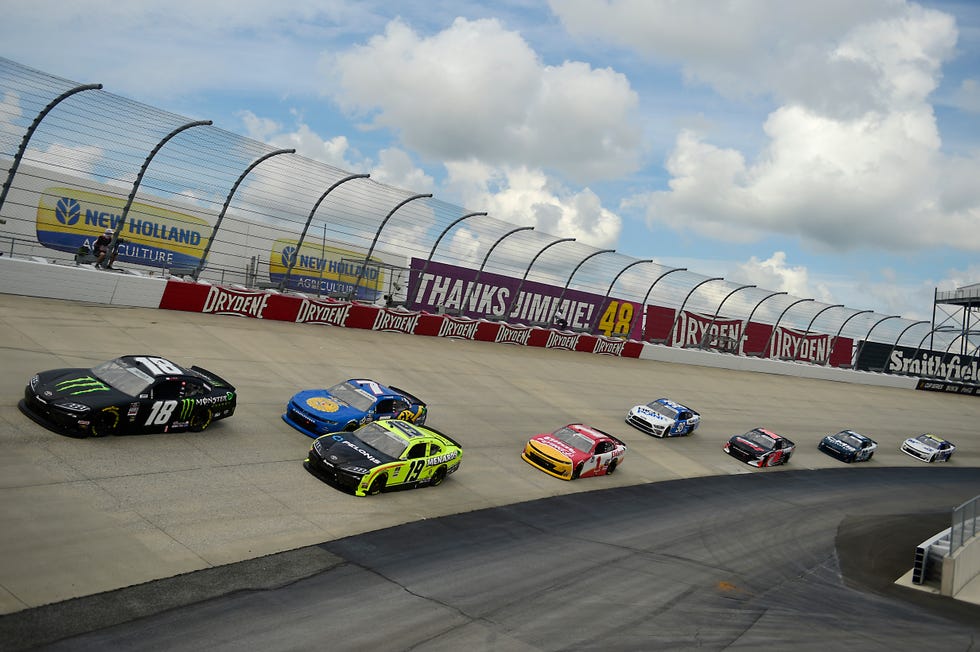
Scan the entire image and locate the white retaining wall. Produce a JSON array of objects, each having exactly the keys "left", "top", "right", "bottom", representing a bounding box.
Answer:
[{"left": 0, "top": 254, "right": 920, "bottom": 390}]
